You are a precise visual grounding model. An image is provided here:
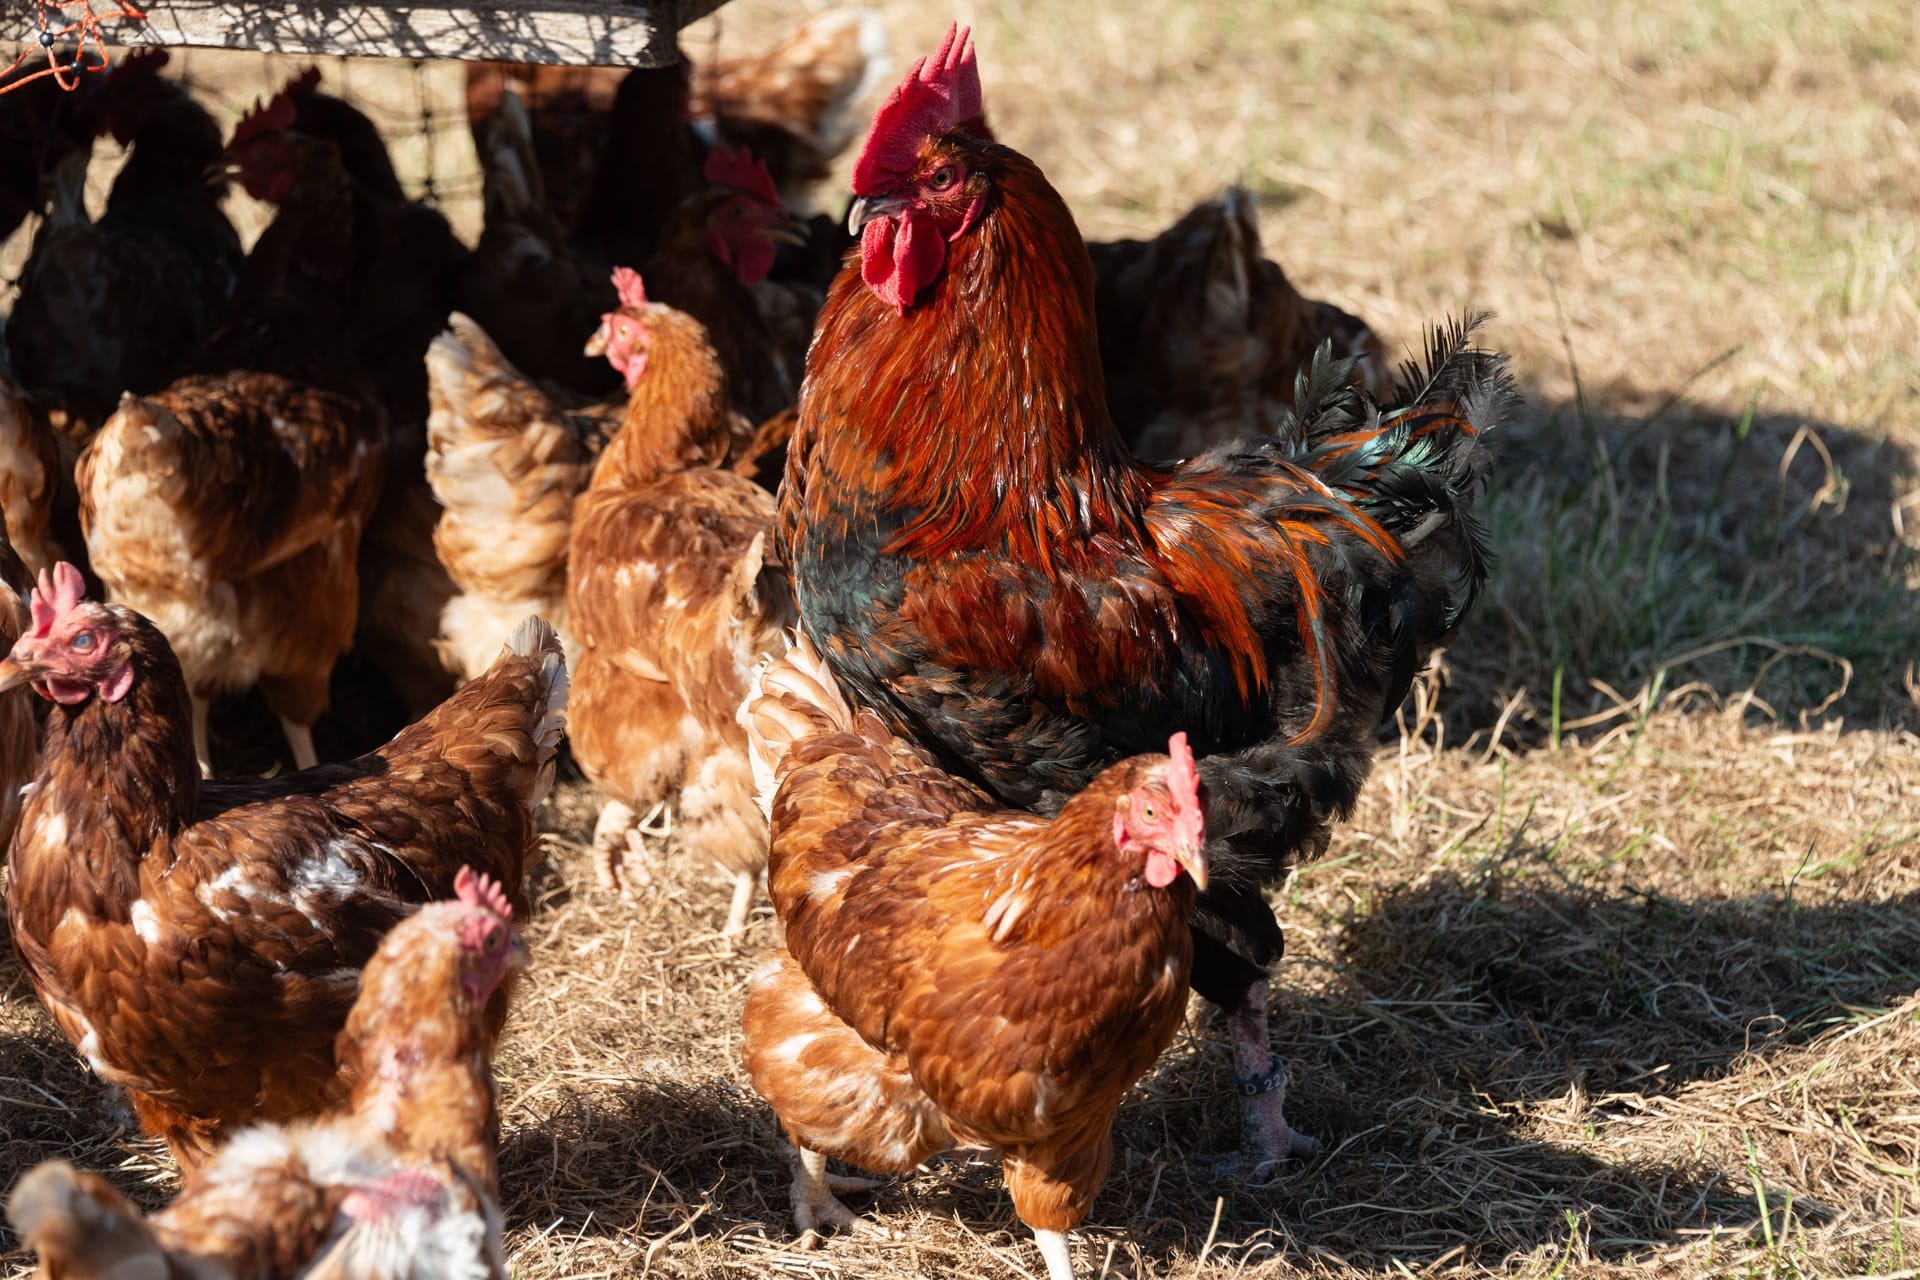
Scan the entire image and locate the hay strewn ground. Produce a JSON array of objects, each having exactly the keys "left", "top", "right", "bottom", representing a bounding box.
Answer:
[{"left": 4, "top": 0, "right": 1919, "bottom": 1277}]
